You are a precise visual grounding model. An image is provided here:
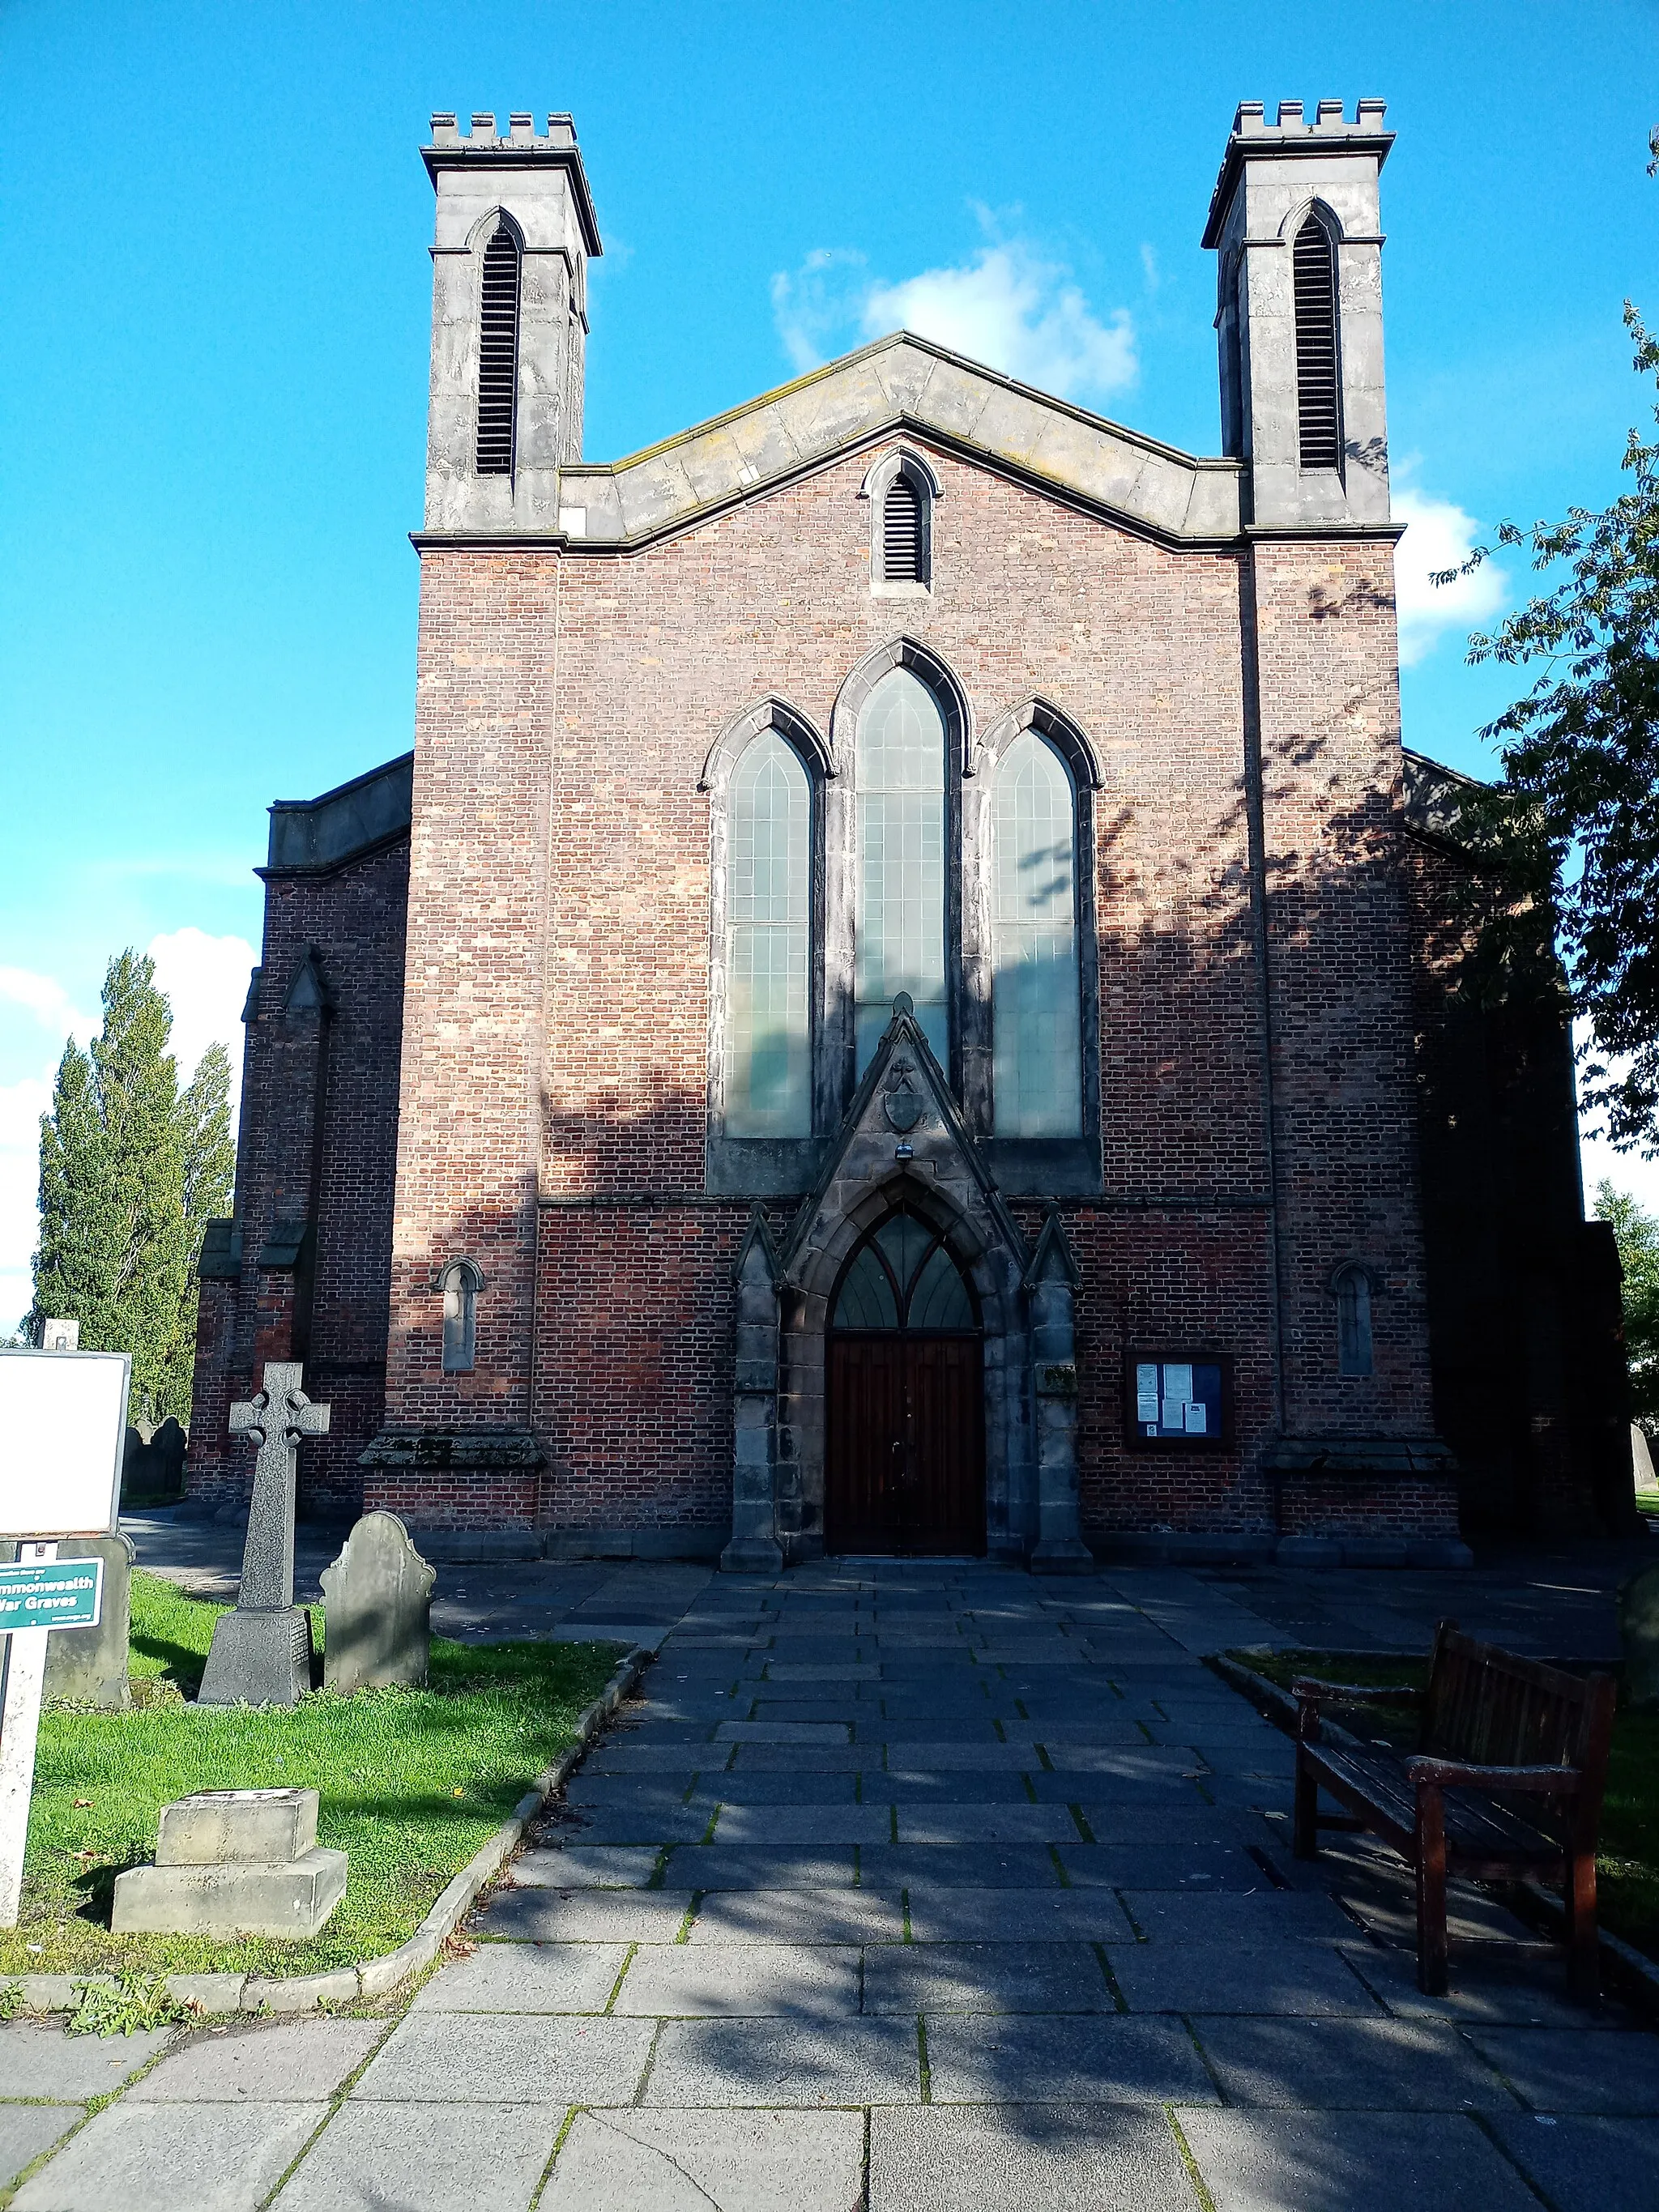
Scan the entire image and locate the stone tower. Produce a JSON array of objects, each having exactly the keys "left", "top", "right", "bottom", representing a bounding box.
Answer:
[
  {"left": 1204, "top": 99, "right": 1393, "bottom": 527},
  {"left": 420, "top": 112, "right": 602, "bottom": 534}
]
